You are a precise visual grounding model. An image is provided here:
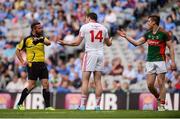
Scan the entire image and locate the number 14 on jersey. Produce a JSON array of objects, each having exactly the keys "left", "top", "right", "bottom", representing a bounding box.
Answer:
[{"left": 90, "top": 30, "right": 103, "bottom": 42}]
